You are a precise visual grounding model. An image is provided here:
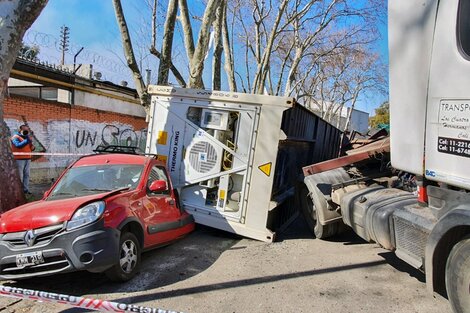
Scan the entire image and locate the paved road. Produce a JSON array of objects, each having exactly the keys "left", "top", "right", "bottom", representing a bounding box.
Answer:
[{"left": 0, "top": 219, "right": 452, "bottom": 313}]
